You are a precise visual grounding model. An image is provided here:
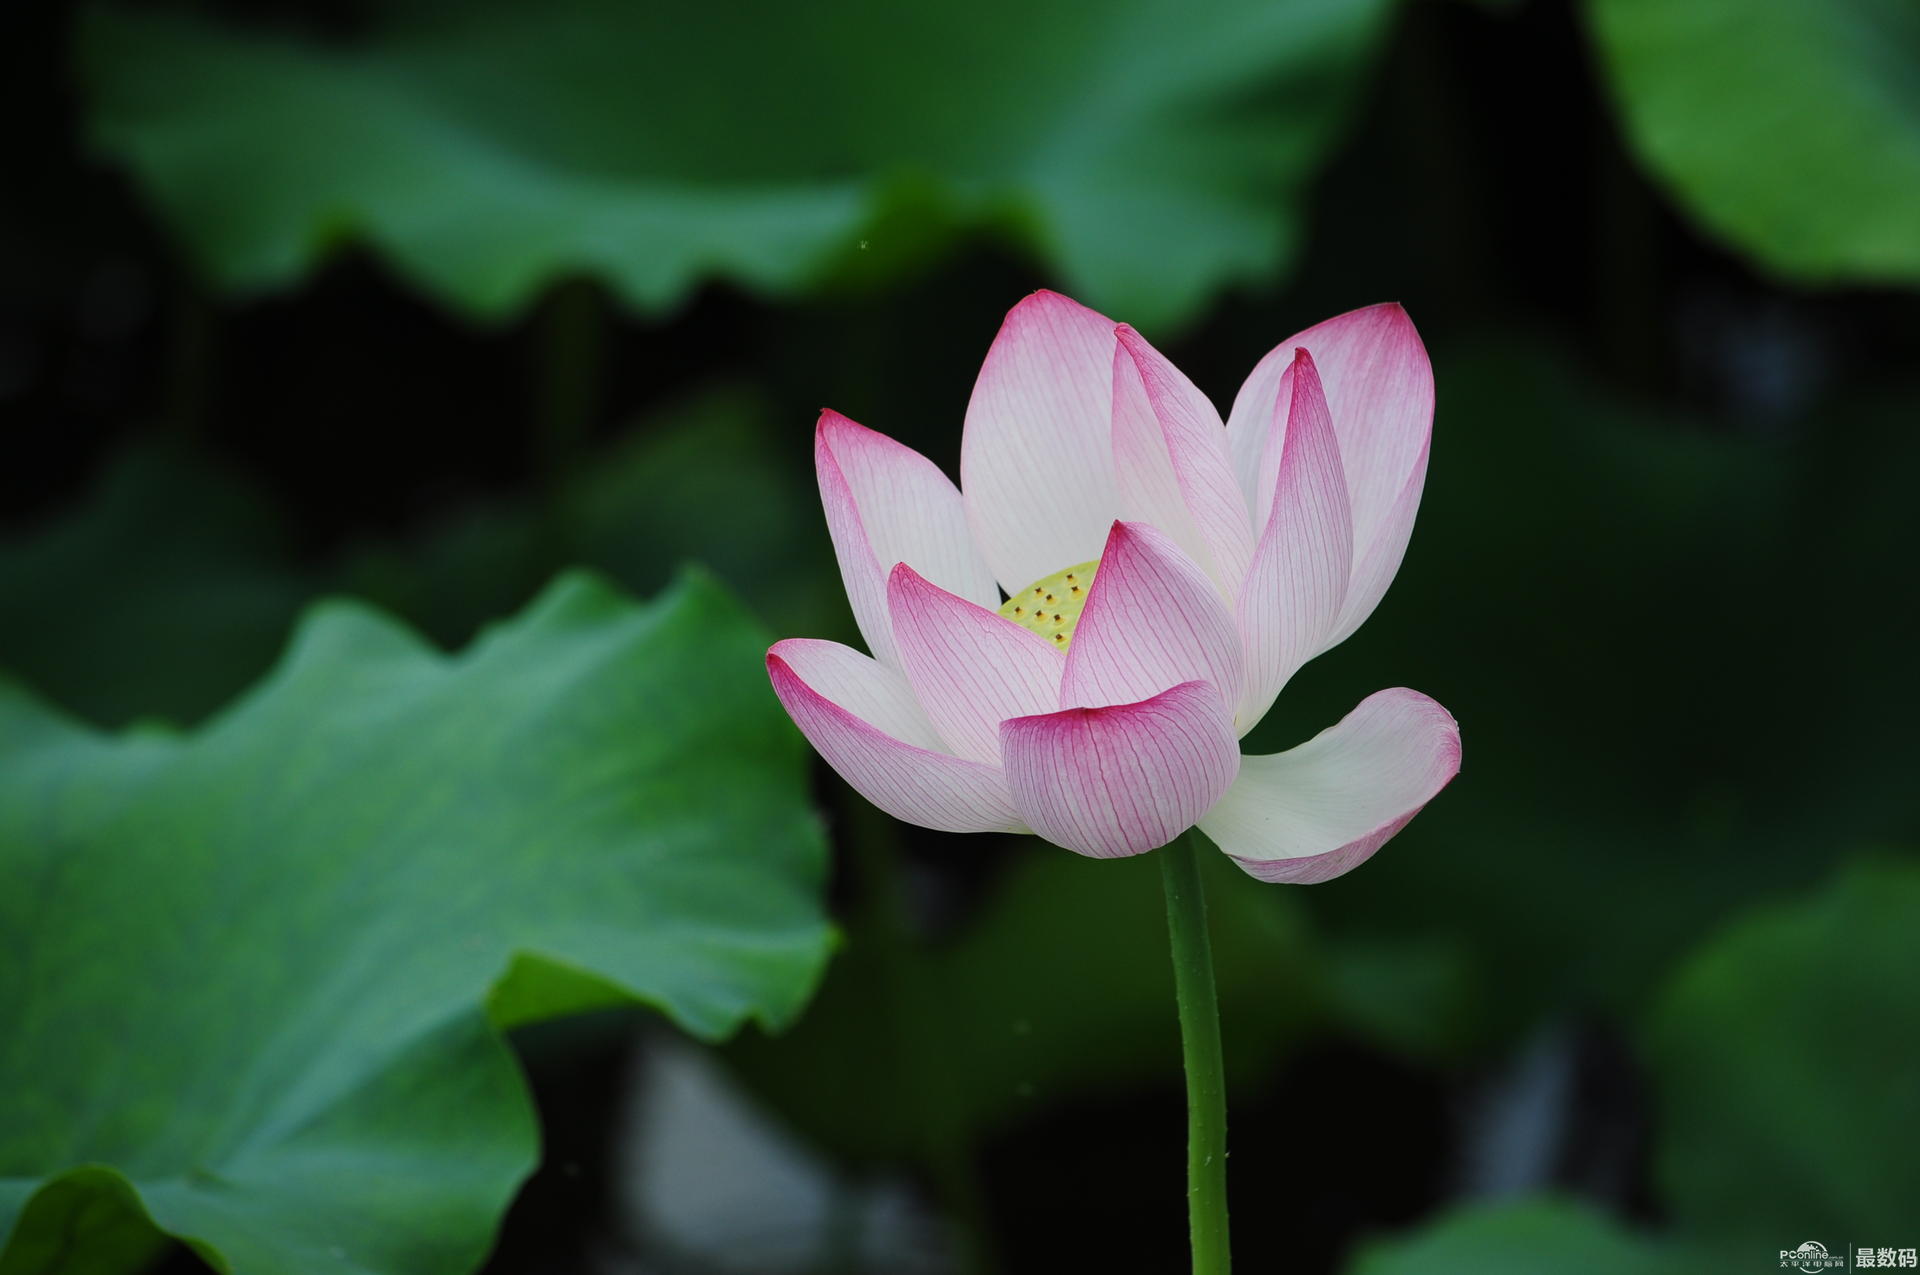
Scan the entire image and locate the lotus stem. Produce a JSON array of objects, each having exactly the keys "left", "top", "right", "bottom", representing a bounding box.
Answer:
[{"left": 1160, "top": 829, "right": 1231, "bottom": 1274}]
